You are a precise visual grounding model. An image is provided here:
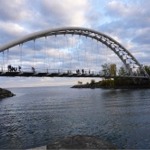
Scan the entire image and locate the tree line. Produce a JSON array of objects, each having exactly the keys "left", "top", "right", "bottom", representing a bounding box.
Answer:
[
  {"left": 101, "top": 63, "right": 150, "bottom": 76},
  {"left": 76, "top": 63, "right": 150, "bottom": 88}
]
